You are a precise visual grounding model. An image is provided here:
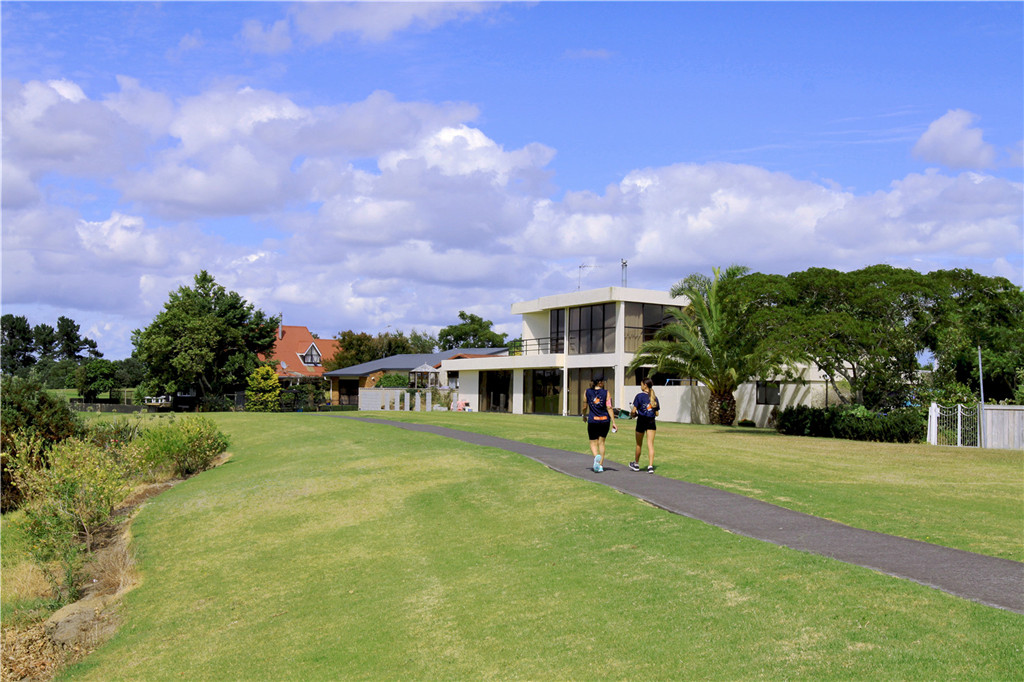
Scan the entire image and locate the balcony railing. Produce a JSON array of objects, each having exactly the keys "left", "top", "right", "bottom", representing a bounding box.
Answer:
[{"left": 507, "top": 338, "right": 555, "bottom": 356}]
